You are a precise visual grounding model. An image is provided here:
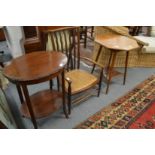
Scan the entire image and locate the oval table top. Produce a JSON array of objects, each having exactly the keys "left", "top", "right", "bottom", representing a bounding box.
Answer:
[
  {"left": 95, "top": 34, "right": 140, "bottom": 51},
  {"left": 3, "top": 51, "right": 67, "bottom": 83}
]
